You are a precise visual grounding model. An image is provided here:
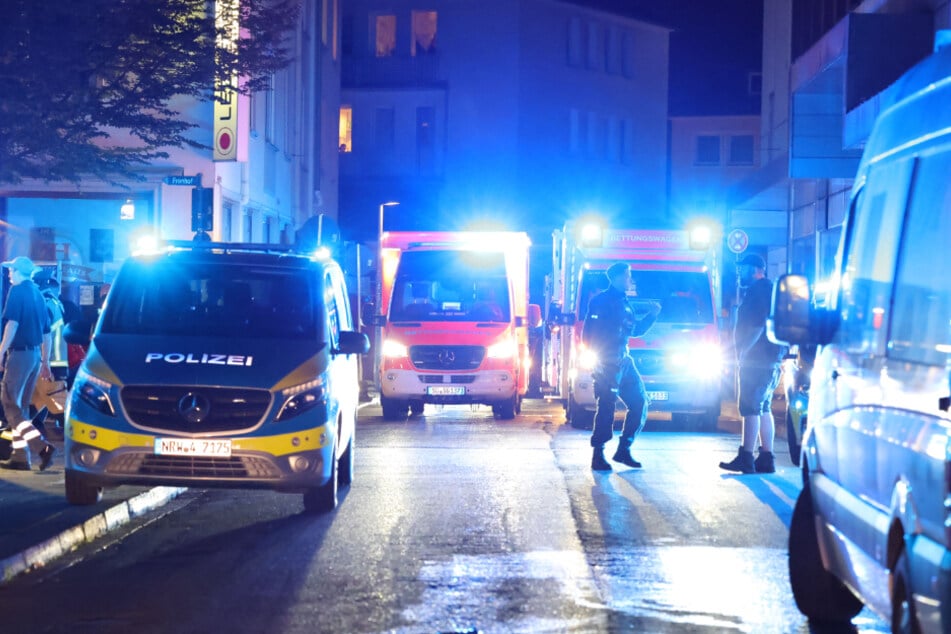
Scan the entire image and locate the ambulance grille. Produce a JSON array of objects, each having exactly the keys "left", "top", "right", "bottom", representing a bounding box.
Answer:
[
  {"left": 417, "top": 374, "right": 477, "bottom": 384},
  {"left": 630, "top": 350, "right": 665, "bottom": 376},
  {"left": 120, "top": 386, "right": 272, "bottom": 433},
  {"left": 107, "top": 453, "right": 280, "bottom": 479},
  {"left": 410, "top": 346, "right": 484, "bottom": 370}
]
